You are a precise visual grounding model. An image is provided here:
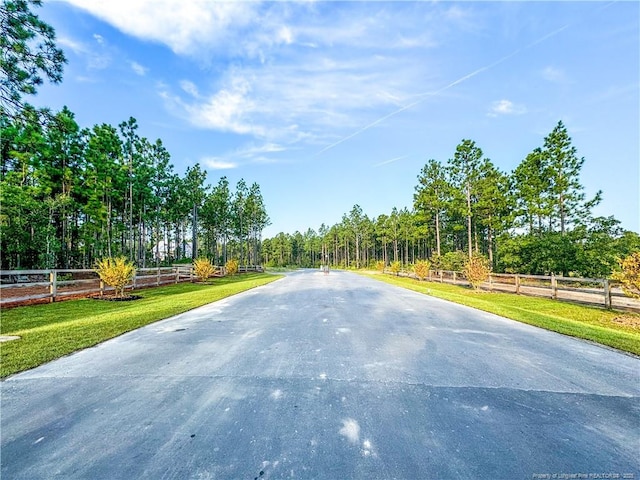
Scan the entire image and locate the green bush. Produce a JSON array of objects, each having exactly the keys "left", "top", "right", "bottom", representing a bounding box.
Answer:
[
  {"left": 440, "top": 251, "right": 467, "bottom": 271},
  {"left": 95, "top": 256, "right": 136, "bottom": 298}
]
